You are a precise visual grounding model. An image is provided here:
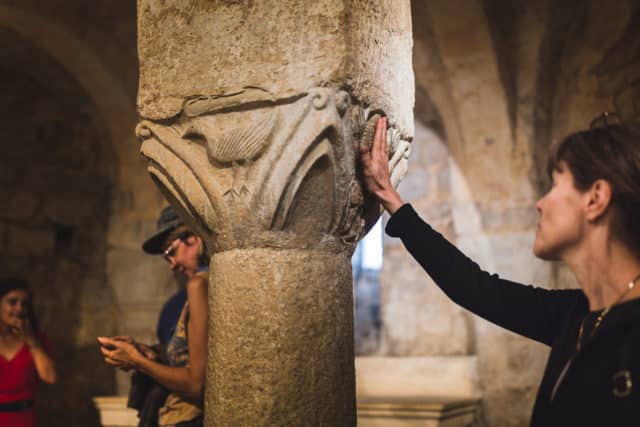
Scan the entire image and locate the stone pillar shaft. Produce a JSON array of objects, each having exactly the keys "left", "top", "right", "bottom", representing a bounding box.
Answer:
[{"left": 208, "top": 249, "right": 354, "bottom": 425}]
